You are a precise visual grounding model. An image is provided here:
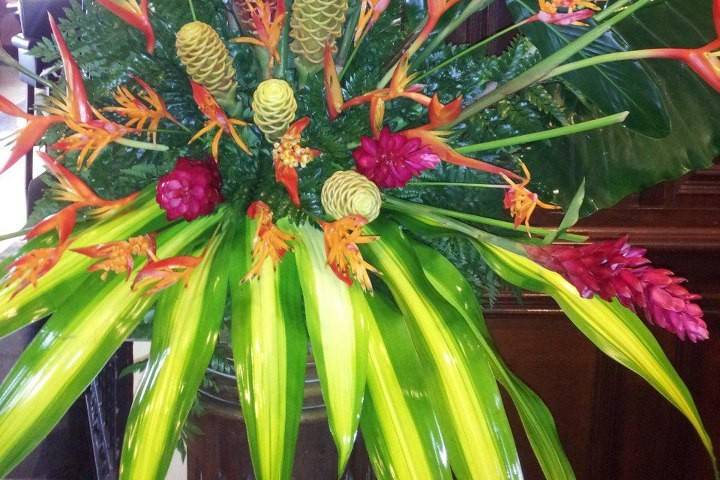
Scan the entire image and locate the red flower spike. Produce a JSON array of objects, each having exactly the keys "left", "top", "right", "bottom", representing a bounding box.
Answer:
[
  {"left": 189, "top": 81, "right": 250, "bottom": 159},
  {"left": 324, "top": 43, "right": 344, "bottom": 121},
  {"left": 72, "top": 234, "right": 156, "bottom": 280},
  {"left": 272, "top": 117, "right": 320, "bottom": 206},
  {"left": 4, "top": 242, "right": 69, "bottom": 297},
  {"left": 321, "top": 215, "right": 379, "bottom": 291},
  {"left": 132, "top": 255, "right": 203, "bottom": 295},
  {"left": 243, "top": 201, "right": 294, "bottom": 282},
  {"left": 96, "top": 0, "right": 155, "bottom": 54},
  {"left": 156, "top": 157, "right": 223, "bottom": 221},
  {"left": 48, "top": 14, "right": 93, "bottom": 123},
  {"left": 0, "top": 95, "right": 63, "bottom": 173}
]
